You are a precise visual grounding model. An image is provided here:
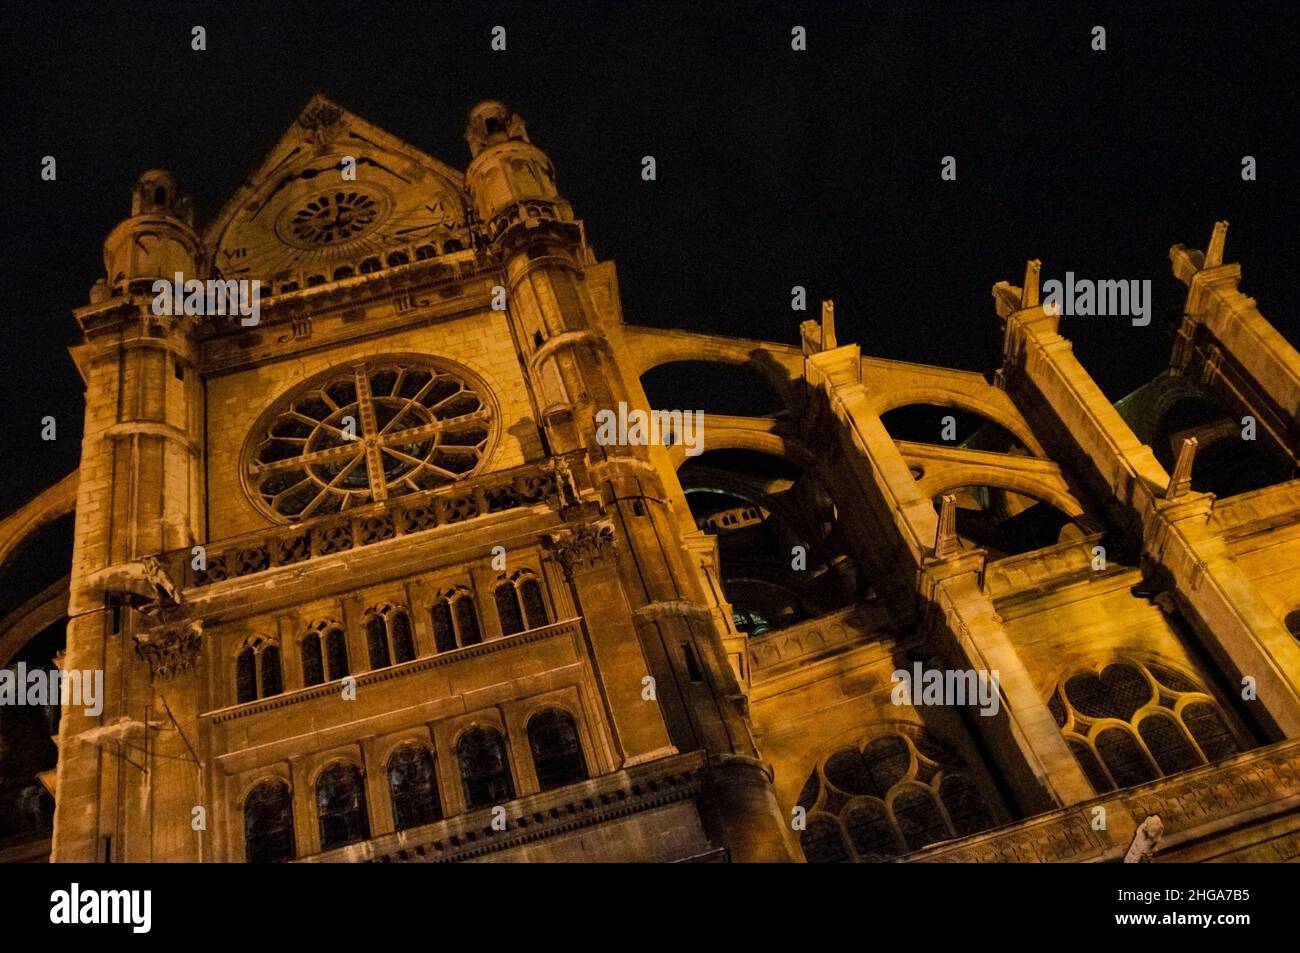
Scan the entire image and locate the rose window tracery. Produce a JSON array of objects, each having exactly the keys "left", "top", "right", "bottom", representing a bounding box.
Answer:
[{"left": 246, "top": 358, "right": 495, "bottom": 520}]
